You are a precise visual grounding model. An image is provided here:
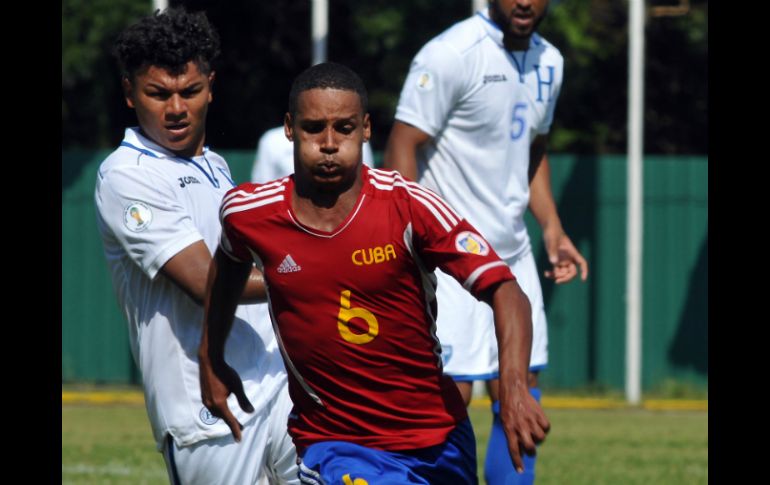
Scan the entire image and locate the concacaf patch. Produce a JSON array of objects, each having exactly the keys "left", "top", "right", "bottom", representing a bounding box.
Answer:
[
  {"left": 123, "top": 202, "right": 153, "bottom": 232},
  {"left": 416, "top": 70, "right": 434, "bottom": 91},
  {"left": 199, "top": 406, "right": 220, "bottom": 425},
  {"left": 455, "top": 231, "right": 490, "bottom": 256}
]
